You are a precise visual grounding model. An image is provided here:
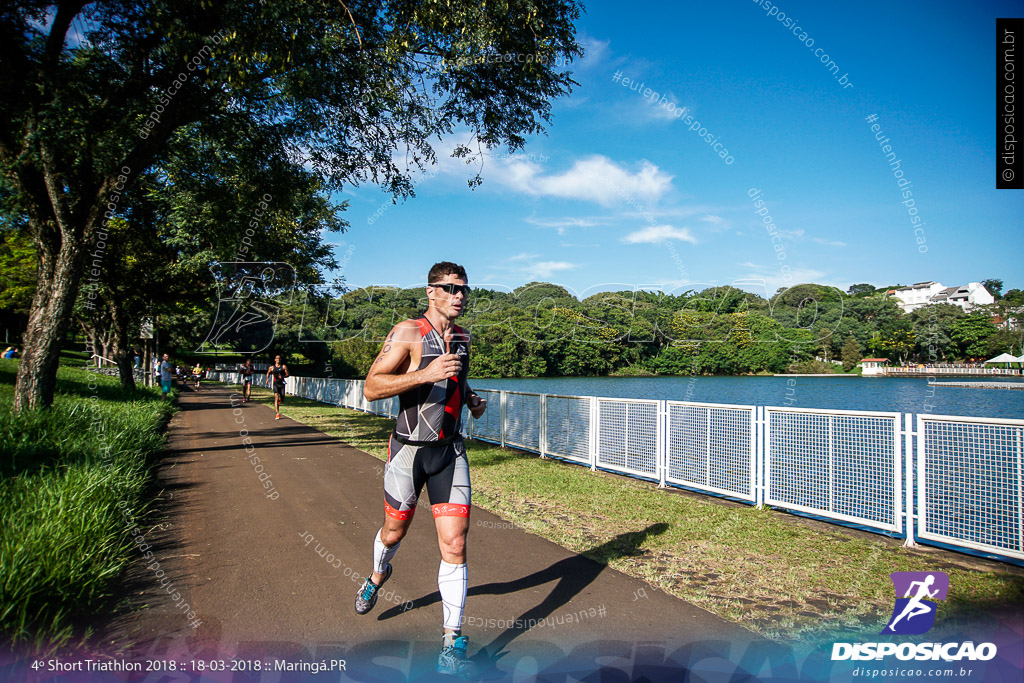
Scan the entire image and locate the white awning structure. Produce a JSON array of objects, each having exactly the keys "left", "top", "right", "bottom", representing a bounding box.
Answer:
[{"left": 984, "top": 352, "right": 1023, "bottom": 365}]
